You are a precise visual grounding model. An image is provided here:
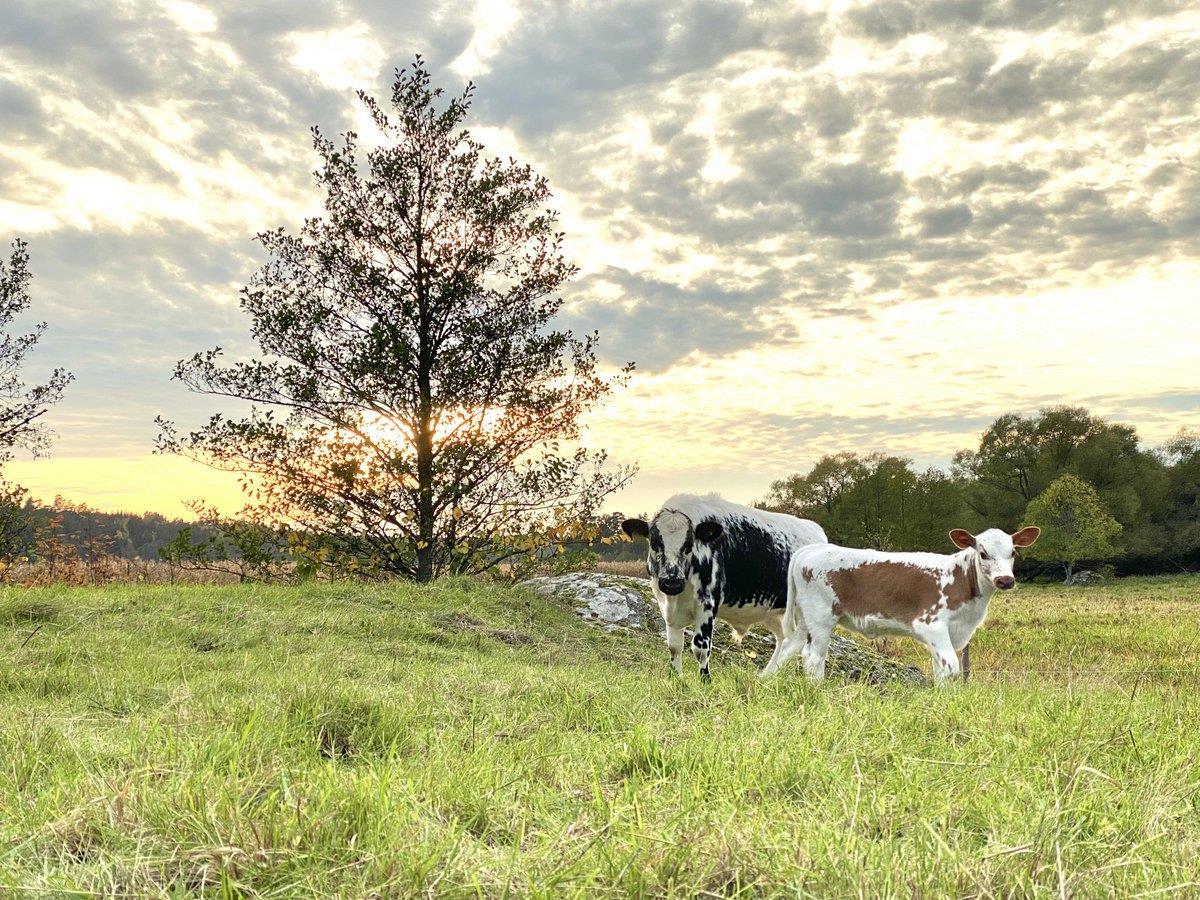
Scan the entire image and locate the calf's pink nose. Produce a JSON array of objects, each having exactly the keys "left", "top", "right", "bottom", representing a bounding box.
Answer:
[{"left": 994, "top": 576, "right": 1016, "bottom": 590}]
